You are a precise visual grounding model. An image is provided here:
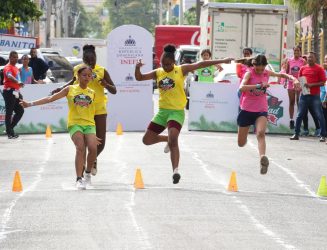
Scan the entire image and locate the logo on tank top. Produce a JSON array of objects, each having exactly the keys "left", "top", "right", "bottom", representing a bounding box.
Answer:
[
  {"left": 159, "top": 77, "right": 175, "bottom": 90},
  {"left": 201, "top": 68, "right": 212, "bottom": 77},
  {"left": 291, "top": 66, "right": 300, "bottom": 74},
  {"left": 92, "top": 72, "right": 97, "bottom": 79},
  {"left": 73, "top": 94, "right": 92, "bottom": 107}
]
